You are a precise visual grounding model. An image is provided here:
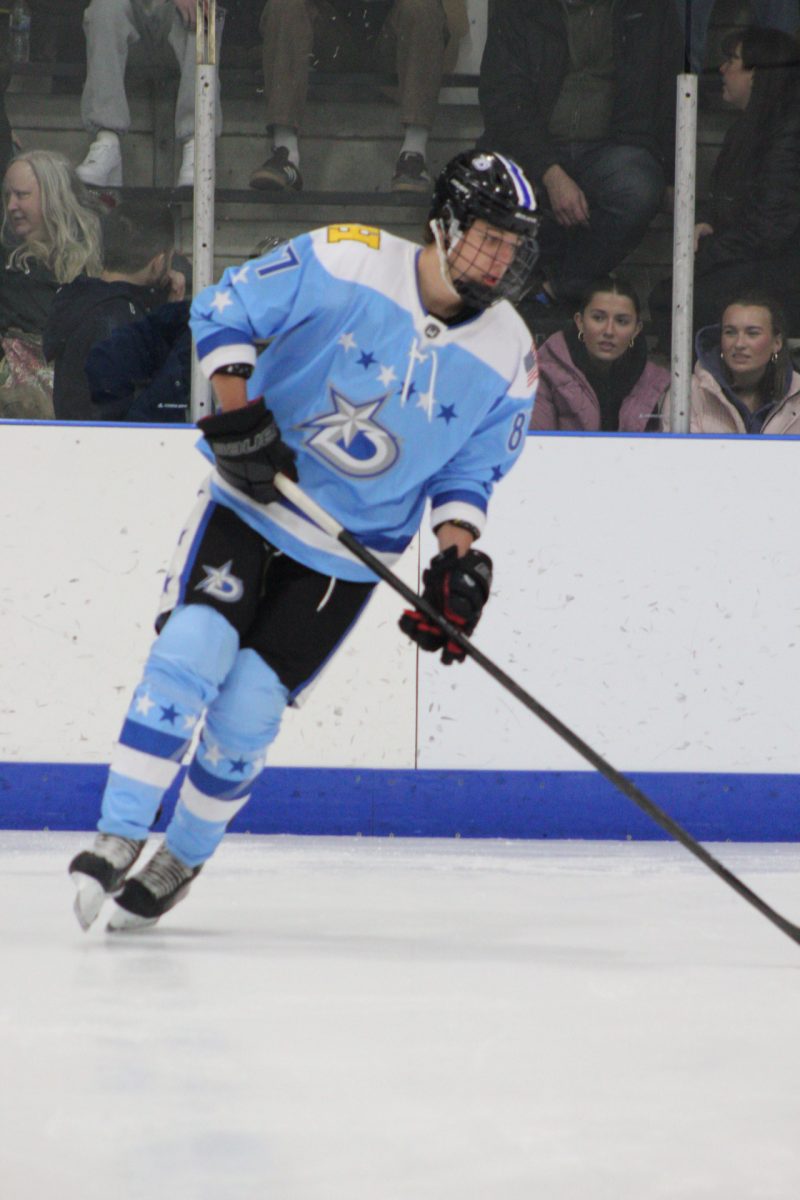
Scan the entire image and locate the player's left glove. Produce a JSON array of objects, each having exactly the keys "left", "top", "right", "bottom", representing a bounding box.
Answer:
[
  {"left": 399, "top": 546, "right": 493, "bottom": 665},
  {"left": 198, "top": 397, "right": 297, "bottom": 504}
]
